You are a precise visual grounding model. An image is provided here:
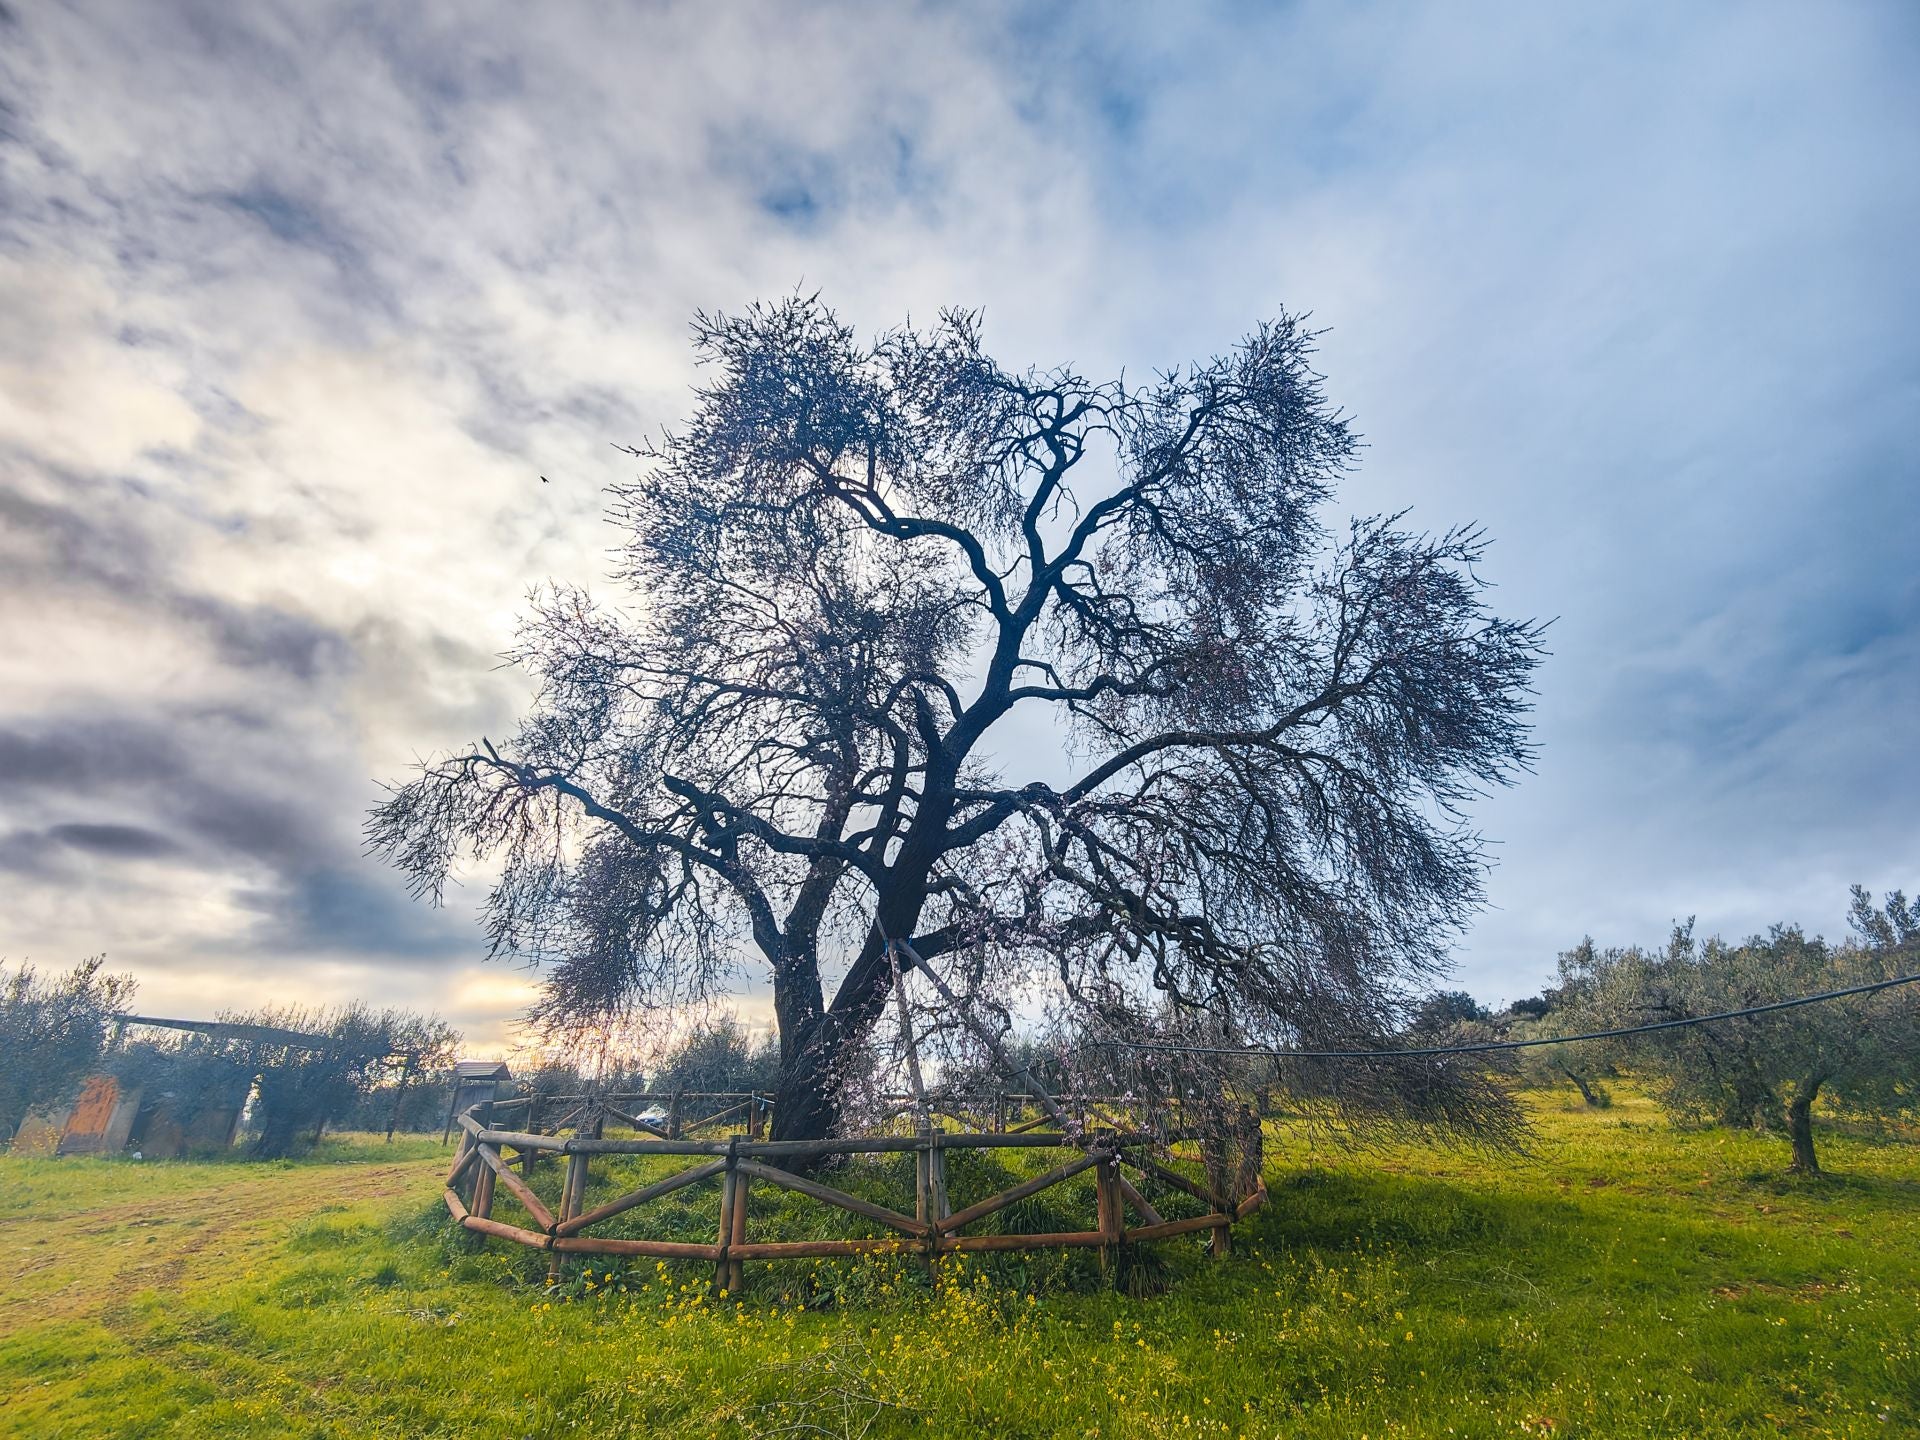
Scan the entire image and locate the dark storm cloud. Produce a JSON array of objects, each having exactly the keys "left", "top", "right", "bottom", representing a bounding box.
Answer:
[
  {"left": 0, "top": 475, "right": 358, "bottom": 680},
  {"left": 0, "top": 821, "right": 181, "bottom": 874},
  {"left": 47, "top": 822, "right": 180, "bottom": 858},
  {"left": 229, "top": 866, "right": 480, "bottom": 962},
  {"left": 180, "top": 595, "right": 357, "bottom": 680},
  {"left": 0, "top": 702, "right": 486, "bottom": 966},
  {"left": 0, "top": 710, "right": 323, "bottom": 868},
  {"left": 0, "top": 716, "right": 180, "bottom": 795}
]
